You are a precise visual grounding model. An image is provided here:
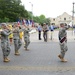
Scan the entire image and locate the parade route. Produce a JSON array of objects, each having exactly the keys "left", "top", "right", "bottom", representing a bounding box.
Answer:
[{"left": 0, "top": 30, "right": 75, "bottom": 75}]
